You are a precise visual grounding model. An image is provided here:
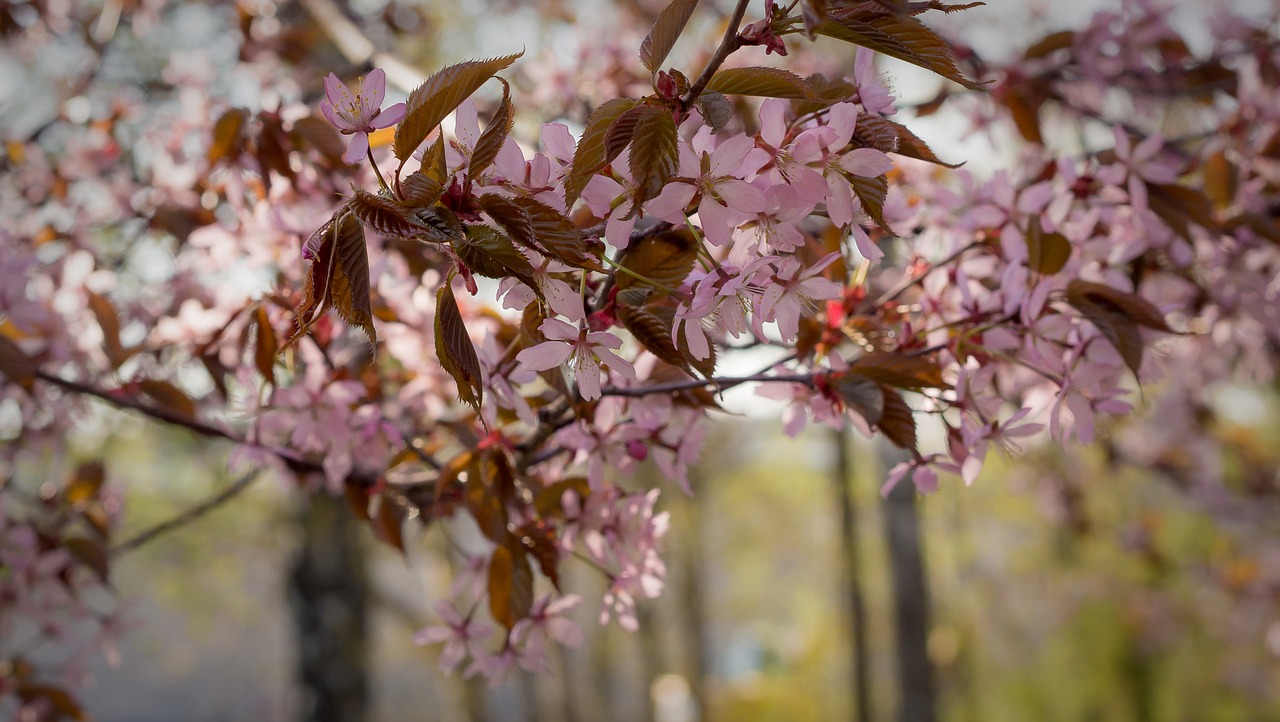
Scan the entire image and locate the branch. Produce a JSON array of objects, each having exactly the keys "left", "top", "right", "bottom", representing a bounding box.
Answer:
[
  {"left": 866, "top": 240, "right": 981, "bottom": 311},
  {"left": 111, "top": 468, "right": 264, "bottom": 556},
  {"left": 298, "top": 0, "right": 425, "bottom": 93},
  {"left": 600, "top": 372, "right": 815, "bottom": 398},
  {"left": 681, "top": 0, "right": 752, "bottom": 109}
]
